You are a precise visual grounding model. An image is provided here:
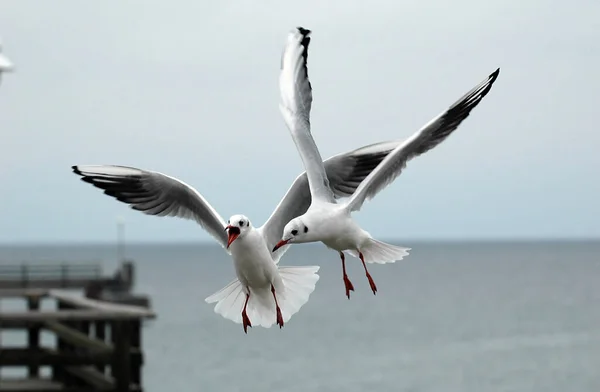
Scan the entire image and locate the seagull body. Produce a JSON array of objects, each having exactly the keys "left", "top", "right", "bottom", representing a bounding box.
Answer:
[
  {"left": 72, "top": 135, "right": 406, "bottom": 331},
  {"left": 273, "top": 27, "right": 501, "bottom": 298},
  {"left": 227, "top": 219, "right": 285, "bottom": 303}
]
